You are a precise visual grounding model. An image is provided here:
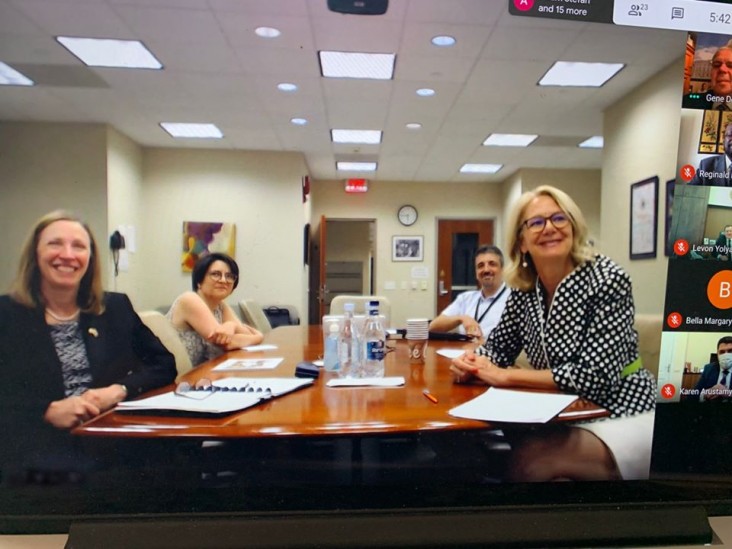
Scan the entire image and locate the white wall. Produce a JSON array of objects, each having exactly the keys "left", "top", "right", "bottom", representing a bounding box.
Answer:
[
  {"left": 0, "top": 122, "right": 109, "bottom": 290},
  {"left": 106, "top": 128, "right": 143, "bottom": 303},
  {"left": 138, "top": 148, "right": 309, "bottom": 318},
  {"left": 603, "top": 58, "right": 684, "bottom": 315}
]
